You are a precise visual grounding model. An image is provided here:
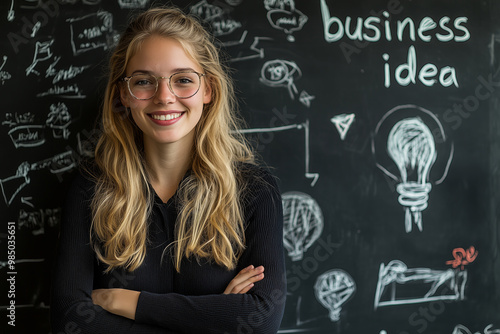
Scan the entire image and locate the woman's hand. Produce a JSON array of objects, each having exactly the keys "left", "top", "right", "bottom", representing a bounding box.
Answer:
[
  {"left": 92, "top": 288, "right": 140, "bottom": 320},
  {"left": 223, "top": 265, "right": 265, "bottom": 294}
]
